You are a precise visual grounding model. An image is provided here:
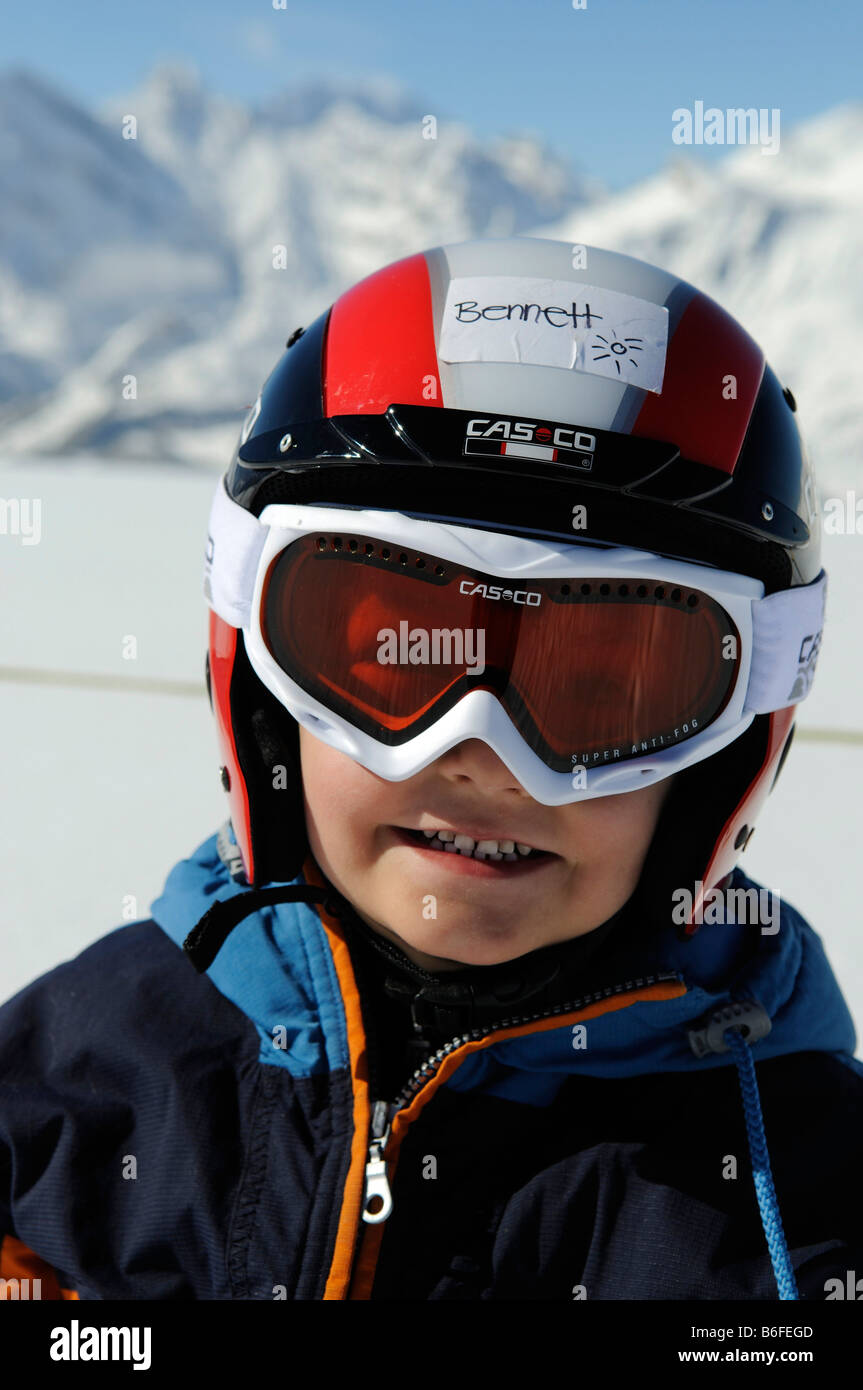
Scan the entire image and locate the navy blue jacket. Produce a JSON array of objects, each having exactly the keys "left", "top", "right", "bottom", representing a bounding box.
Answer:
[{"left": 1, "top": 828, "right": 862, "bottom": 1300}]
